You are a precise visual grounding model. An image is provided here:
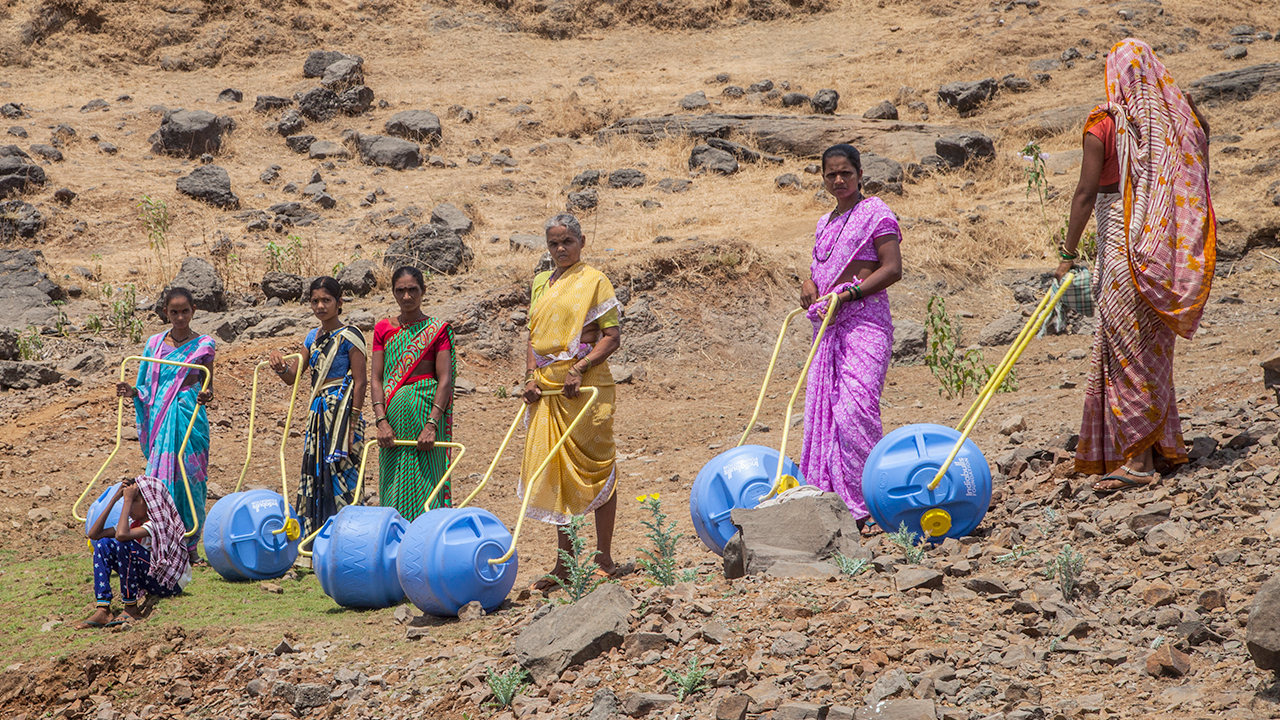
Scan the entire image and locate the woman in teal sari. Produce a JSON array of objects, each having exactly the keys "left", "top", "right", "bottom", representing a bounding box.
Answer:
[
  {"left": 370, "top": 266, "right": 456, "bottom": 522},
  {"left": 116, "top": 287, "right": 215, "bottom": 563}
]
